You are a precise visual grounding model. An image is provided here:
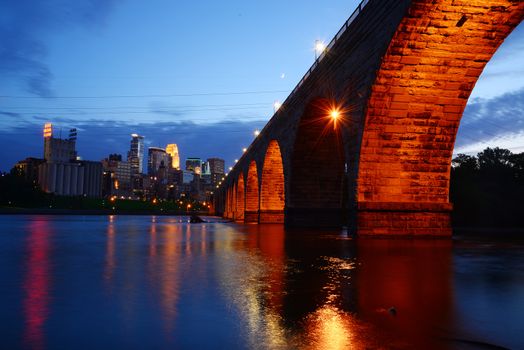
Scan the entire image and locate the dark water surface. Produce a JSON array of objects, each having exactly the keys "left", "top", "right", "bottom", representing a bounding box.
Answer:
[{"left": 0, "top": 215, "right": 523, "bottom": 349}]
